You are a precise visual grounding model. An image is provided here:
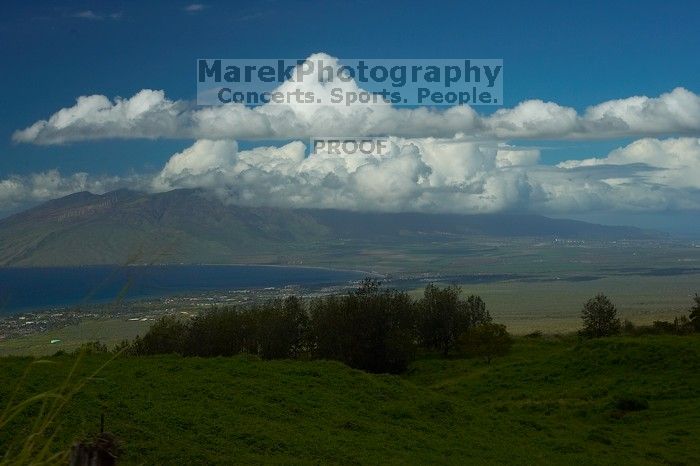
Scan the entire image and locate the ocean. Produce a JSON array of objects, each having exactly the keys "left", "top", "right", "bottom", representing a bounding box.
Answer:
[{"left": 0, "top": 265, "right": 366, "bottom": 314}]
